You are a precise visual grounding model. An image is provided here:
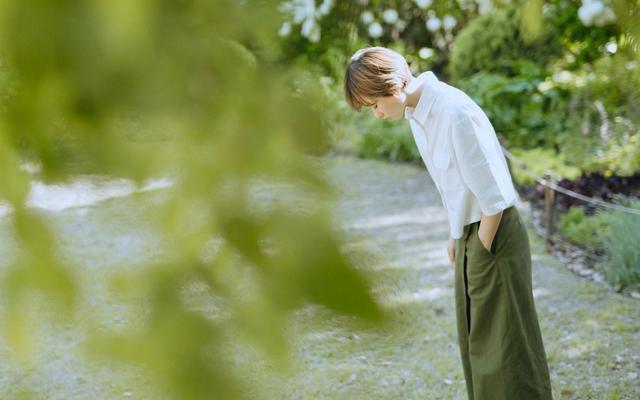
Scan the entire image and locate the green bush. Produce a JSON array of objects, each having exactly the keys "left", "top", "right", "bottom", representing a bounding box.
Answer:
[
  {"left": 448, "top": 6, "right": 562, "bottom": 81},
  {"left": 457, "top": 60, "right": 572, "bottom": 148},
  {"left": 358, "top": 120, "right": 420, "bottom": 162},
  {"left": 557, "top": 206, "right": 609, "bottom": 250},
  {"left": 557, "top": 198, "right": 640, "bottom": 288},
  {"left": 586, "top": 133, "right": 640, "bottom": 177},
  {"left": 319, "top": 76, "right": 371, "bottom": 155},
  {"left": 542, "top": 0, "right": 620, "bottom": 69},
  {"left": 598, "top": 196, "right": 640, "bottom": 287},
  {"left": 509, "top": 148, "right": 581, "bottom": 186},
  {"left": 557, "top": 50, "right": 640, "bottom": 175}
]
